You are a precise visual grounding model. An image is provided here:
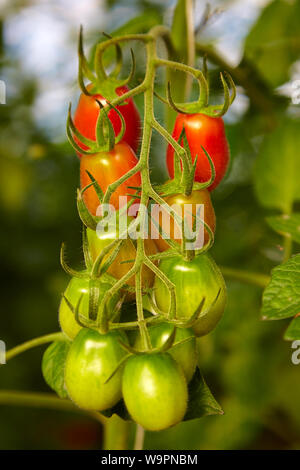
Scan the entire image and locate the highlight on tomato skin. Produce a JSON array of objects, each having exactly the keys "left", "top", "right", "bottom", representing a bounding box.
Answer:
[
  {"left": 134, "top": 323, "right": 198, "bottom": 383},
  {"left": 166, "top": 113, "right": 230, "bottom": 191},
  {"left": 73, "top": 84, "right": 141, "bottom": 155},
  {"left": 122, "top": 352, "right": 188, "bottom": 431},
  {"left": 154, "top": 253, "right": 227, "bottom": 337},
  {"left": 80, "top": 141, "right": 141, "bottom": 215},
  {"left": 64, "top": 328, "right": 128, "bottom": 411}
]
